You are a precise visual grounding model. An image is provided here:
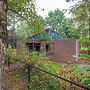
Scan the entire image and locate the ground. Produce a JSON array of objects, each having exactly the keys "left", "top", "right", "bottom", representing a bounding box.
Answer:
[{"left": 3, "top": 62, "right": 28, "bottom": 90}]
